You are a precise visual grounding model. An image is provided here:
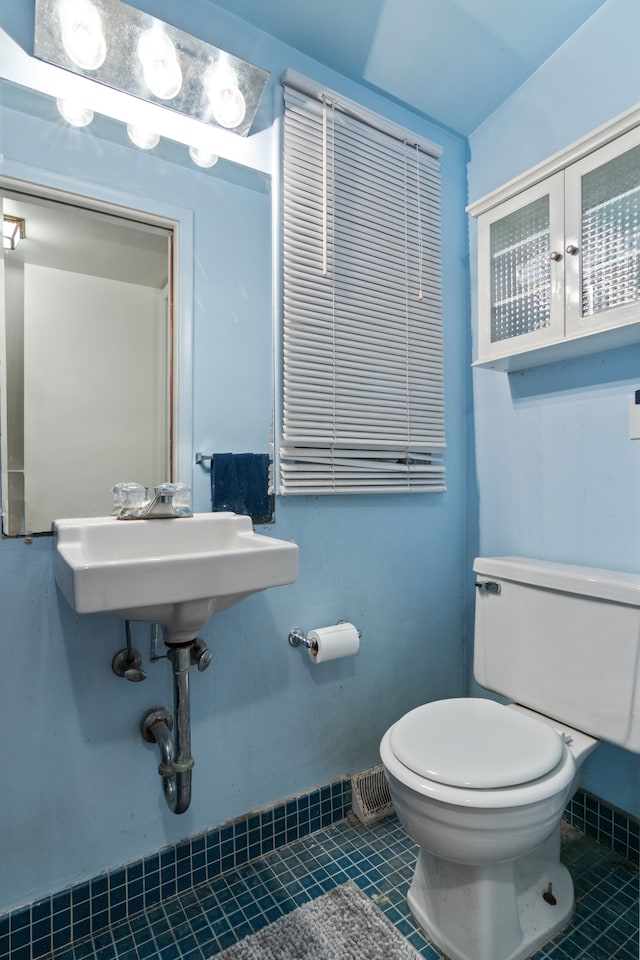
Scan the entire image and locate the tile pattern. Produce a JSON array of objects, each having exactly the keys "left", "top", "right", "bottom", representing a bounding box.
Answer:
[
  {"left": 1, "top": 780, "right": 353, "bottom": 960},
  {"left": 1, "top": 784, "right": 638, "bottom": 960},
  {"left": 565, "top": 790, "right": 640, "bottom": 866},
  {"left": 540, "top": 825, "right": 639, "bottom": 960},
  {"left": 24, "top": 816, "right": 640, "bottom": 960}
]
